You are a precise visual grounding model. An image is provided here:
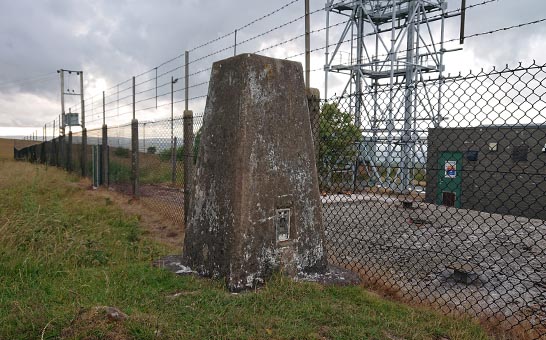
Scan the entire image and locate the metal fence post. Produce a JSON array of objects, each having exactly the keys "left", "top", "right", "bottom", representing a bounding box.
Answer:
[
  {"left": 81, "top": 127, "right": 87, "bottom": 177},
  {"left": 183, "top": 109, "right": 194, "bottom": 225},
  {"left": 102, "top": 91, "right": 109, "bottom": 187},
  {"left": 172, "top": 136, "right": 177, "bottom": 184},
  {"left": 131, "top": 120, "right": 139, "bottom": 198},
  {"left": 131, "top": 76, "right": 140, "bottom": 198},
  {"left": 102, "top": 124, "right": 109, "bottom": 187}
]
